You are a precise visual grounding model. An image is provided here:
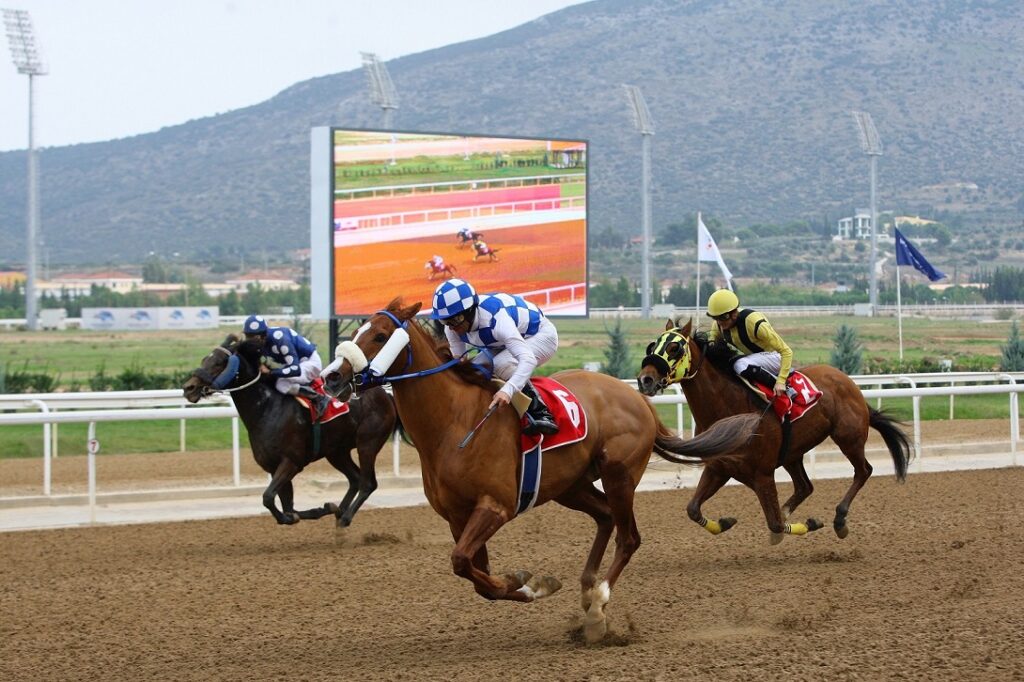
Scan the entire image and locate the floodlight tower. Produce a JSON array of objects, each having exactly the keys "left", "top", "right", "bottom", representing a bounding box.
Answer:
[
  {"left": 361, "top": 52, "right": 398, "bottom": 128},
  {"left": 852, "top": 110, "right": 883, "bottom": 316},
  {"left": 3, "top": 8, "right": 47, "bottom": 331},
  {"left": 624, "top": 84, "right": 654, "bottom": 319}
]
